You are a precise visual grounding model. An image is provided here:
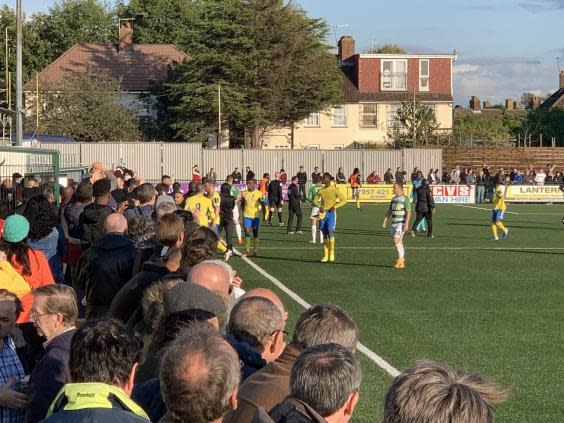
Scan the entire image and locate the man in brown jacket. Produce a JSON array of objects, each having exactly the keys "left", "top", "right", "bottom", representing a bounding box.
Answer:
[{"left": 223, "top": 303, "right": 359, "bottom": 423}]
